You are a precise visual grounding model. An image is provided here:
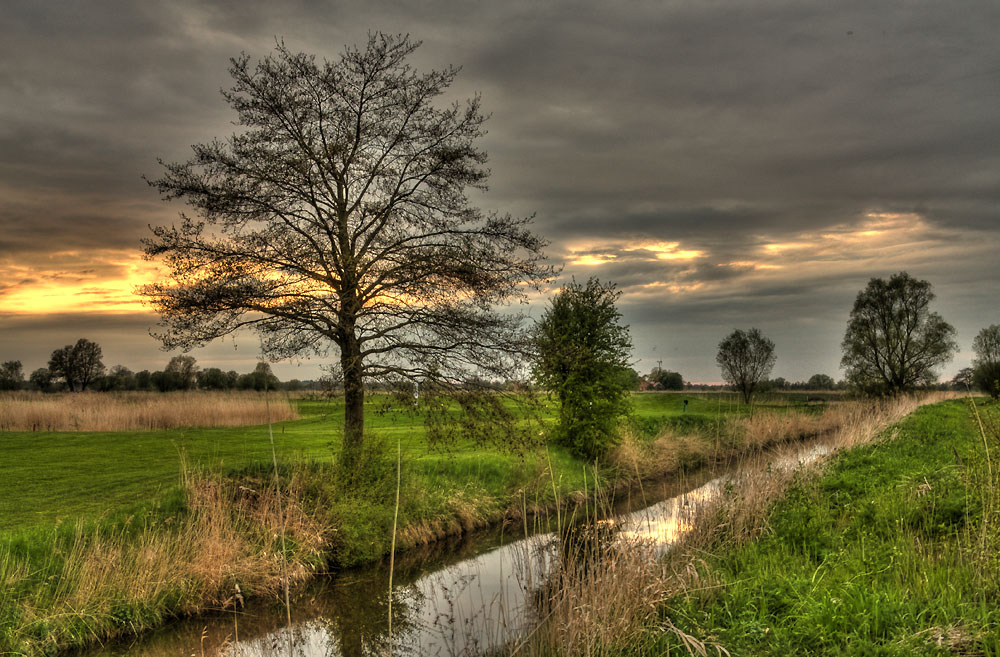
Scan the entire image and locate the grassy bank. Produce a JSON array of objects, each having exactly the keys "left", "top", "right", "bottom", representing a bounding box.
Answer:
[
  {"left": 521, "top": 395, "right": 998, "bottom": 656},
  {"left": 0, "top": 392, "right": 851, "bottom": 655}
]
